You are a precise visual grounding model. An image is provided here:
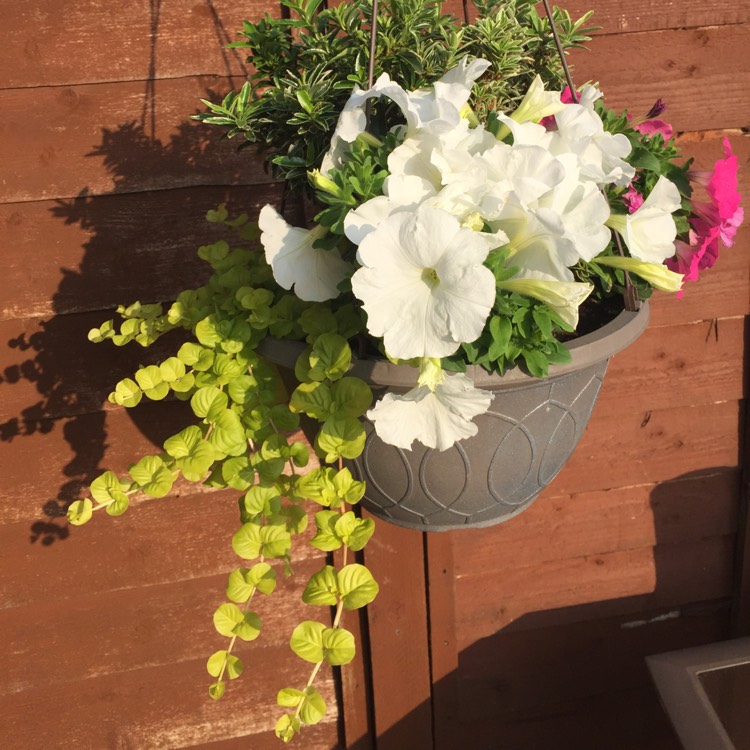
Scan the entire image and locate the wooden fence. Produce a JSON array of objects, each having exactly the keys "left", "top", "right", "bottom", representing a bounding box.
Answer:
[{"left": 1, "top": 1, "right": 748, "bottom": 748}]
